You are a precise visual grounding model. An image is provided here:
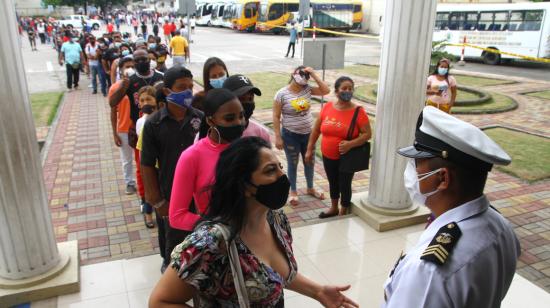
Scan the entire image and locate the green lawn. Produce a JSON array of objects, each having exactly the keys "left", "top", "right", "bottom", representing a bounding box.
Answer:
[
  {"left": 337, "top": 65, "right": 513, "bottom": 88},
  {"left": 30, "top": 91, "right": 63, "bottom": 127},
  {"left": 247, "top": 72, "right": 291, "bottom": 110},
  {"left": 355, "top": 84, "right": 484, "bottom": 105},
  {"left": 484, "top": 128, "right": 550, "bottom": 182},
  {"left": 339, "top": 65, "right": 379, "bottom": 80},
  {"left": 525, "top": 90, "right": 550, "bottom": 100},
  {"left": 451, "top": 92, "right": 516, "bottom": 114},
  {"left": 453, "top": 75, "right": 514, "bottom": 87}
]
